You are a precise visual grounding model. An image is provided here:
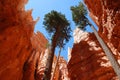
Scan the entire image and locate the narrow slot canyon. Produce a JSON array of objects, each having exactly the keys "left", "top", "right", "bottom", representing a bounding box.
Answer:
[{"left": 0, "top": 0, "right": 120, "bottom": 80}]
